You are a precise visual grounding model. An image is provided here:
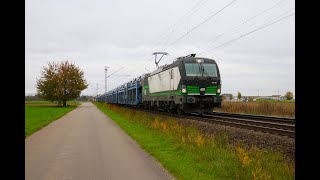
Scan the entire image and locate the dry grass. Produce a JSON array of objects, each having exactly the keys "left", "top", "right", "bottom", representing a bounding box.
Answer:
[{"left": 216, "top": 101, "right": 295, "bottom": 118}]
